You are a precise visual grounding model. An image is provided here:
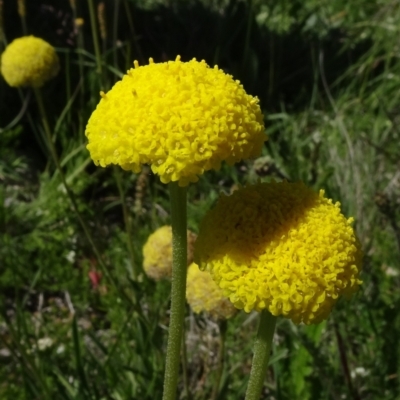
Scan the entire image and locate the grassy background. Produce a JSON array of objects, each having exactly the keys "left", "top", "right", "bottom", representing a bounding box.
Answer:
[{"left": 1, "top": 0, "right": 400, "bottom": 399}]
